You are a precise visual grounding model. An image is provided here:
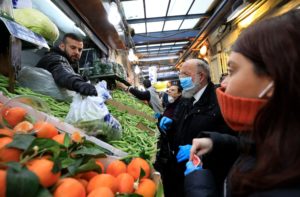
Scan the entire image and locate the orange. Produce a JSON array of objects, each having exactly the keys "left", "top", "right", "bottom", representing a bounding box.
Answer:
[
  {"left": 87, "top": 187, "right": 114, "bottom": 197},
  {"left": 71, "top": 131, "right": 83, "bottom": 143},
  {"left": 87, "top": 174, "right": 117, "bottom": 193},
  {"left": 53, "top": 178, "right": 86, "bottom": 197},
  {"left": 106, "top": 160, "right": 127, "bottom": 177},
  {"left": 52, "top": 133, "right": 66, "bottom": 145},
  {"left": 13, "top": 121, "right": 34, "bottom": 134},
  {"left": 127, "top": 158, "right": 151, "bottom": 180},
  {"left": 26, "top": 158, "right": 61, "bottom": 187},
  {"left": 0, "top": 128, "right": 13, "bottom": 137},
  {"left": 116, "top": 173, "right": 134, "bottom": 194},
  {"left": 0, "top": 137, "right": 21, "bottom": 162},
  {"left": 135, "top": 178, "right": 156, "bottom": 197},
  {"left": 3, "top": 107, "right": 27, "bottom": 127},
  {"left": 34, "top": 121, "right": 58, "bottom": 138},
  {"left": 0, "top": 170, "right": 6, "bottom": 197}
]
